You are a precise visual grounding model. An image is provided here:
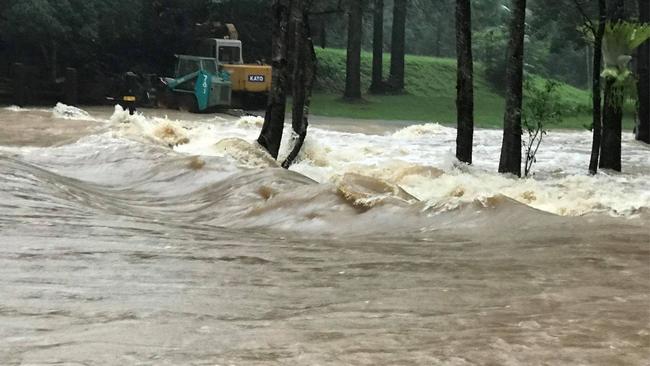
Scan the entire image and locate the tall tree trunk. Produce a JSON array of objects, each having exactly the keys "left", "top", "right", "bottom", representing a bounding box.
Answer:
[
  {"left": 435, "top": 22, "right": 443, "bottom": 57},
  {"left": 599, "top": 0, "right": 625, "bottom": 171},
  {"left": 388, "top": 0, "right": 407, "bottom": 92},
  {"left": 636, "top": 0, "right": 650, "bottom": 143},
  {"left": 370, "top": 0, "right": 385, "bottom": 94},
  {"left": 589, "top": 0, "right": 607, "bottom": 174},
  {"left": 586, "top": 46, "right": 592, "bottom": 89},
  {"left": 498, "top": 0, "right": 527, "bottom": 177},
  {"left": 344, "top": 0, "right": 362, "bottom": 100},
  {"left": 600, "top": 78, "right": 623, "bottom": 170},
  {"left": 282, "top": 0, "right": 317, "bottom": 169},
  {"left": 320, "top": 18, "right": 327, "bottom": 49},
  {"left": 257, "top": 0, "right": 291, "bottom": 159},
  {"left": 455, "top": 0, "right": 474, "bottom": 164}
]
